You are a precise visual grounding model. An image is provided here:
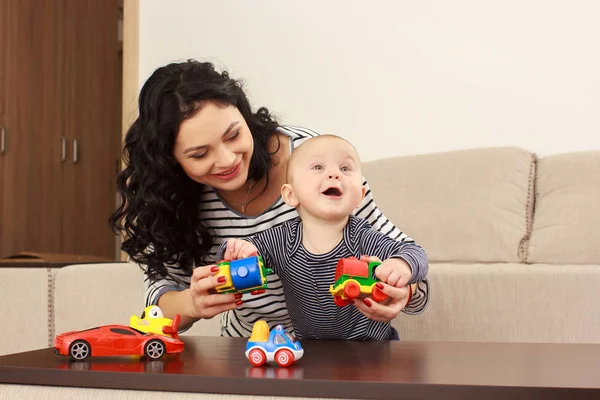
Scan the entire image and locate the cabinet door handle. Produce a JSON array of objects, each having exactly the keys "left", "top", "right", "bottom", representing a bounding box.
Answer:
[
  {"left": 73, "top": 139, "right": 79, "bottom": 163},
  {"left": 1, "top": 126, "right": 5, "bottom": 154},
  {"left": 61, "top": 137, "right": 66, "bottom": 162}
]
